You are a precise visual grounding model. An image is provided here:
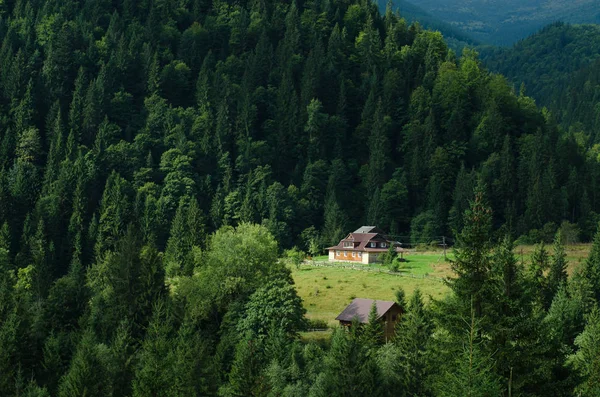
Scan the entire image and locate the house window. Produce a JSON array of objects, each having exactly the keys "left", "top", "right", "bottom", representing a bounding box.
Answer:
[
  {"left": 336, "top": 250, "right": 341, "bottom": 256},
  {"left": 369, "top": 242, "right": 376, "bottom": 248},
  {"left": 381, "top": 242, "right": 387, "bottom": 248},
  {"left": 352, "top": 252, "right": 356, "bottom": 257},
  {"left": 343, "top": 241, "right": 353, "bottom": 248},
  {"left": 344, "top": 251, "right": 347, "bottom": 257},
  {"left": 358, "top": 252, "right": 362, "bottom": 257}
]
